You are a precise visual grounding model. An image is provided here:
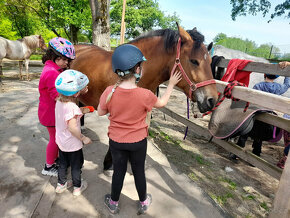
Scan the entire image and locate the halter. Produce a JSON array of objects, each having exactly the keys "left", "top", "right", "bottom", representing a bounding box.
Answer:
[{"left": 170, "top": 37, "right": 216, "bottom": 99}]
